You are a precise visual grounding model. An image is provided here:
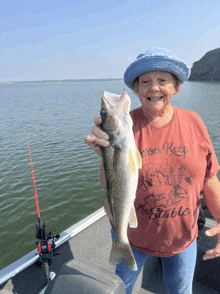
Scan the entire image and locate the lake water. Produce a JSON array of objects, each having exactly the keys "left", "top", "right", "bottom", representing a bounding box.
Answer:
[{"left": 0, "top": 80, "right": 220, "bottom": 270}]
